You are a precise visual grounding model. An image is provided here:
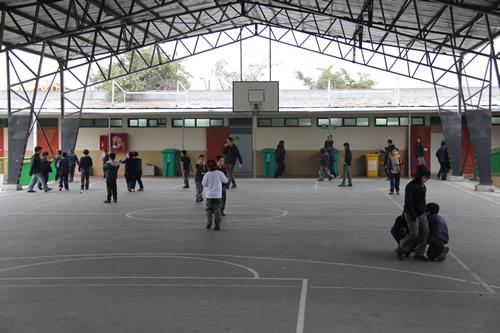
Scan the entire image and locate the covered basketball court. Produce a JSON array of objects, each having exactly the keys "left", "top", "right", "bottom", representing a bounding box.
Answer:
[{"left": 1, "top": 0, "right": 500, "bottom": 332}]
